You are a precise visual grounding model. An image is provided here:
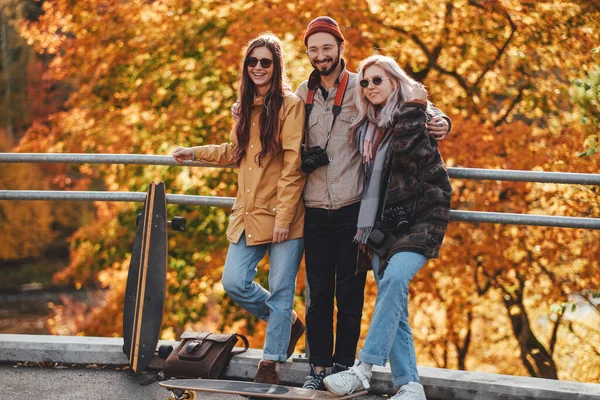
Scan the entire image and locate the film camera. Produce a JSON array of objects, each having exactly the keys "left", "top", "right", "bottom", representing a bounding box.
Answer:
[
  {"left": 301, "top": 146, "right": 329, "bottom": 174},
  {"left": 379, "top": 206, "right": 411, "bottom": 233},
  {"left": 366, "top": 206, "right": 412, "bottom": 258}
]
